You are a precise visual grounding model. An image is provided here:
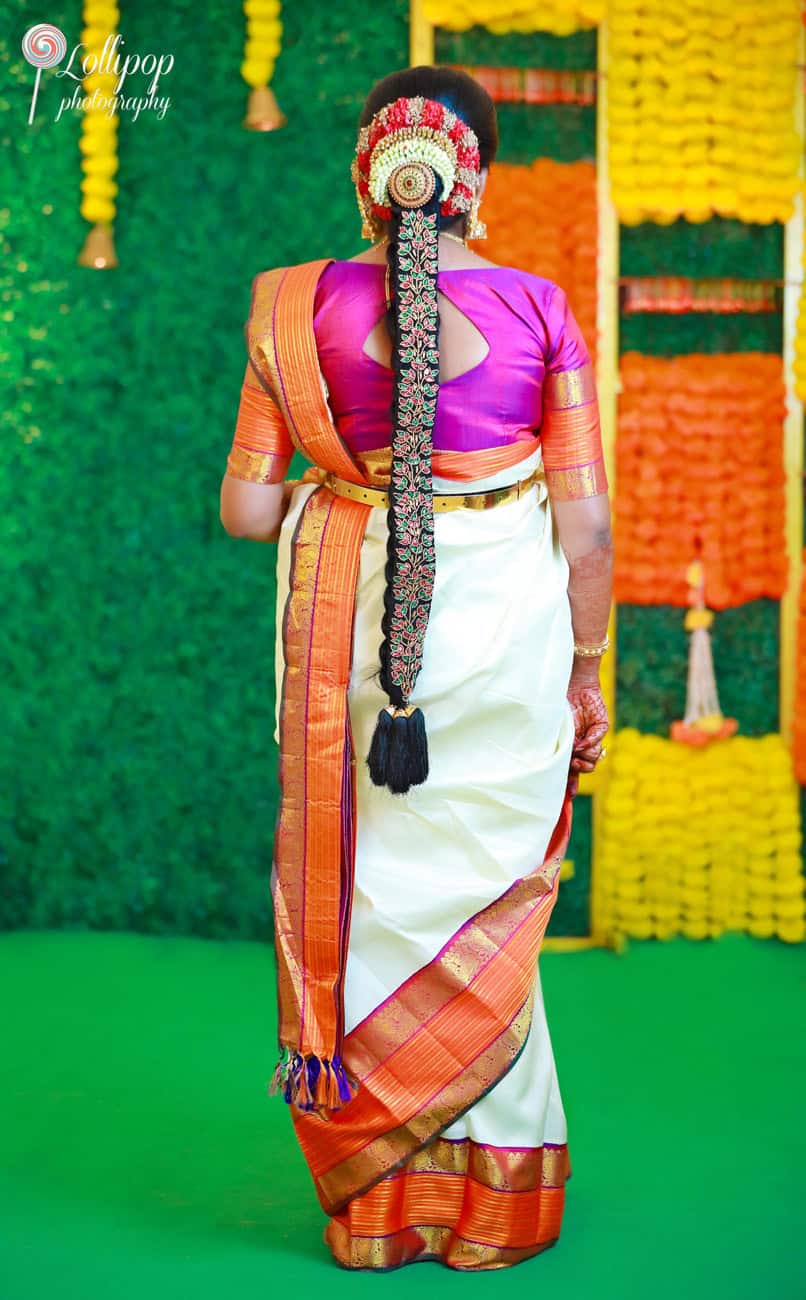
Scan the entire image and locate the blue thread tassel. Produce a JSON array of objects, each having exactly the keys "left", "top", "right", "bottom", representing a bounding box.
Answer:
[{"left": 268, "top": 1048, "right": 359, "bottom": 1112}]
